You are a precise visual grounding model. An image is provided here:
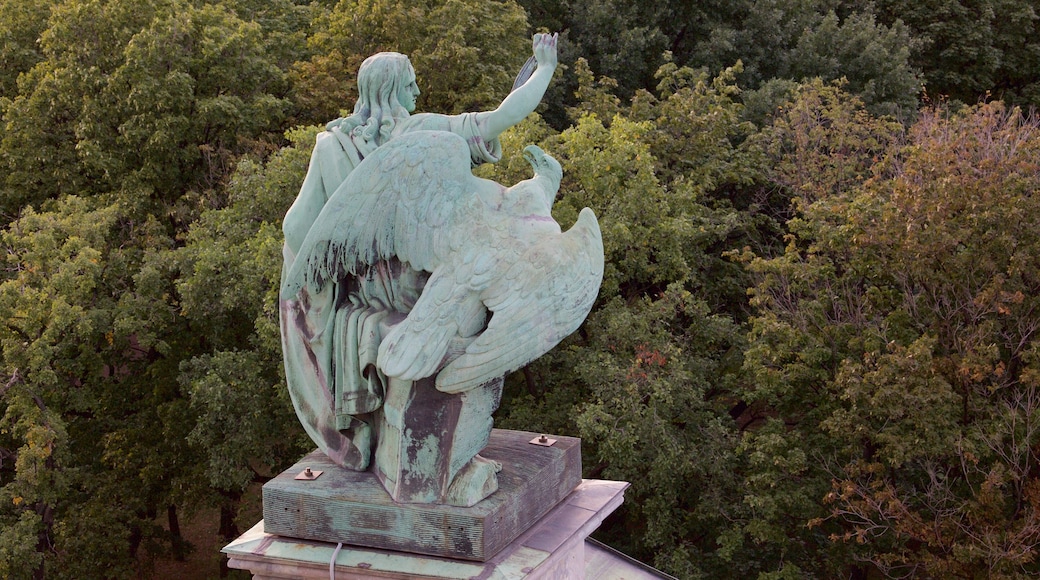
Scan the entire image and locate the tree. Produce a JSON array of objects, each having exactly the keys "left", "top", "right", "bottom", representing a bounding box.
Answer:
[
  {"left": 68, "top": 0, "right": 291, "bottom": 214},
  {"left": 875, "top": 0, "right": 1040, "bottom": 109},
  {"left": 516, "top": 0, "right": 745, "bottom": 122},
  {"left": 744, "top": 87, "right": 1040, "bottom": 577},
  {"left": 734, "top": 81, "right": 906, "bottom": 578},
  {"left": 0, "top": 0, "right": 58, "bottom": 99},
  {"left": 173, "top": 126, "right": 318, "bottom": 545},
  {"left": 290, "top": 0, "right": 530, "bottom": 125},
  {"left": 0, "top": 0, "right": 304, "bottom": 220},
  {"left": 488, "top": 62, "right": 774, "bottom": 578},
  {"left": 0, "top": 0, "right": 163, "bottom": 217},
  {"left": 693, "top": 2, "right": 921, "bottom": 120},
  {"left": 11, "top": 1, "right": 1040, "bottom": 578},
  {"left": 0, "top": 195, "right": 199, "bottom": 578},
  {"left": 820, "top": 102, "right": 1040, "bottom": 578},
  {"left": 0, "top": 1, "right": 309, "bottom": 575},
  {"left": 518, "top": 0, "right": 921, "bottom": 125}
]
